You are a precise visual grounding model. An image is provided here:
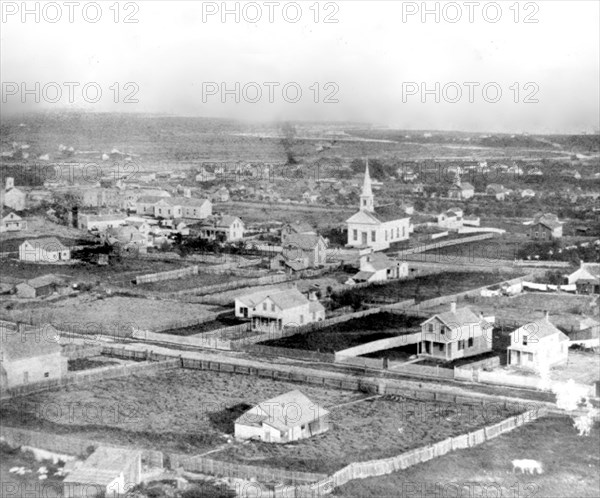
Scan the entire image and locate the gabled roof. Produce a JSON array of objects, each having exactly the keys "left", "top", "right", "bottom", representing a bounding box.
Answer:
[
  {"left": 21, "top": 237, "right": 68, "bottom": 251},
  {"left": 236, "top": 288, "right": 278, "bottom": 308},
  {"left": 308, "top": 300, "right": 325, "bottom": 314},
  {"left": 284, "top": 221, "right": 315, "bottom": 234},
  {"left": 514, "top": 319, "right": 569, "bottom": 342},
  {"left": 63, "top": 447, "right": 141, "bottom": 487},
  {"left": 0, "top": 325, "right": 62, "bottom": 361},
  {"left": 2, "top": 212, "right": 22, "bottom": 222},
  {"left": 353, "top": 270, "right": 376, "bottom": 281},
  {"left": 21, "top": 274, "right": 63, "bottom": 289},
  {"left": 137, "top": 195, "right": 166, "bottom": 204},
  {"left": 283, "top": 233, "right": 325, "bottom": 250},
  {"left": 422, "top": 306, "right": 490, "bottom": 330},
  {"left": 236, "top": 390, "right": 328, "bottom": 431},
  {"left": 260, "top": 288, "right": 309, "bottom": 310}
]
